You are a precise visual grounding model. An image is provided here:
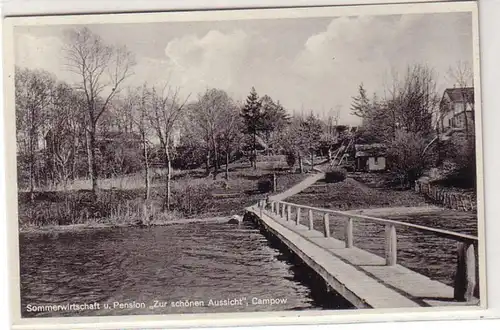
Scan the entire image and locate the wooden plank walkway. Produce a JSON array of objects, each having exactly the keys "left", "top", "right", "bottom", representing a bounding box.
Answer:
[{"left": 247, "top": 205, "right": 480, "bottom": 309}]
